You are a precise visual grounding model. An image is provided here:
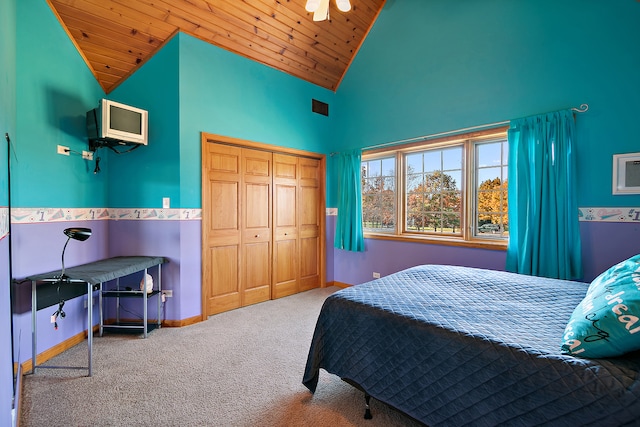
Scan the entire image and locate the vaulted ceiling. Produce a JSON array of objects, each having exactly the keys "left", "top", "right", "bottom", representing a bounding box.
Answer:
[{"left": 47, "top": 0, "right": 387, "bottom": 93}]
